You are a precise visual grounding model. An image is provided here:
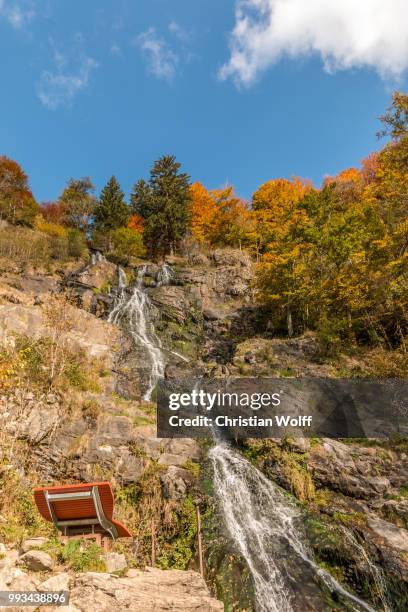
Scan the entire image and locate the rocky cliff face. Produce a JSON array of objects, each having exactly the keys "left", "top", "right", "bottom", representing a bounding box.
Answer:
[{"left": 1, "top": 247, "right": 407, "bottom": 610}]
